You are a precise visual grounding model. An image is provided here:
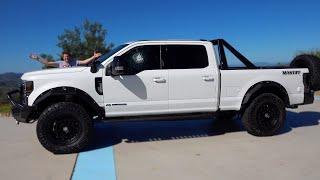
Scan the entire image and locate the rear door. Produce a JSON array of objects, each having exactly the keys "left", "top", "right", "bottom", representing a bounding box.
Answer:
[{"left": 162, "top": 44, "right": 219, "bottom": 113}]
